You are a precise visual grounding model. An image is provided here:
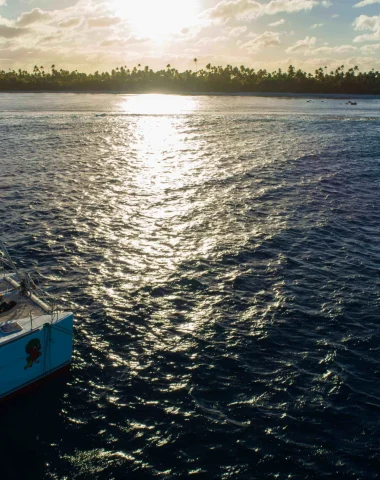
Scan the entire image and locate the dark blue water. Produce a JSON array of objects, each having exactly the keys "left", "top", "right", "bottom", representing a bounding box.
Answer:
[{"left": 1, "top": 94, "right": 380, "bottom": 479}]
